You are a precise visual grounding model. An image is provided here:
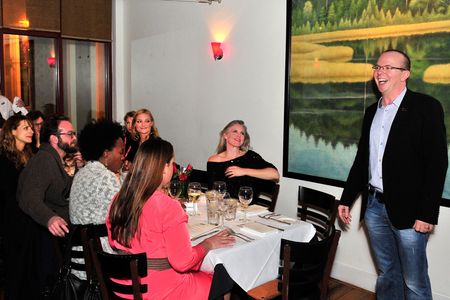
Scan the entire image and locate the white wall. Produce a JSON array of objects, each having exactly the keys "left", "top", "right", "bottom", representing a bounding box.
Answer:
[{"left": 113, "top": 0, "right": 450, "bottom": 298}]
